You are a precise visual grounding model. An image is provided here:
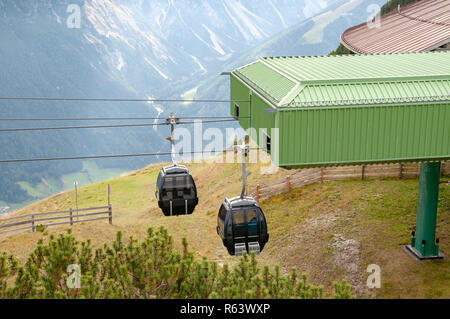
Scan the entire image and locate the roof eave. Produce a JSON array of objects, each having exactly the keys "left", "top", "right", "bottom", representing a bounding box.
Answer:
[
  {"left": 279, "top": 97, "right": 450, "bottom": 110},
  {"left": 231, "top": 70, "right": 279, "bottom": 109},
  {"left": 423, "top": 37, "right": 450, "bottom": 52},
  {"left": 340, "top": 32, "right": 365, "bottom": 55}
]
